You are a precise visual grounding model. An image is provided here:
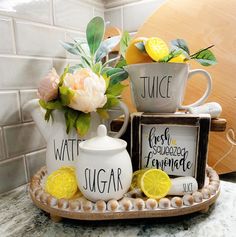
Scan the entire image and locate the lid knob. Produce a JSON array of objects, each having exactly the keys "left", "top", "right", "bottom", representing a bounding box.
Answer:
[{"left": 97, "top": 125, "right": 107, "bottom": 137}]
